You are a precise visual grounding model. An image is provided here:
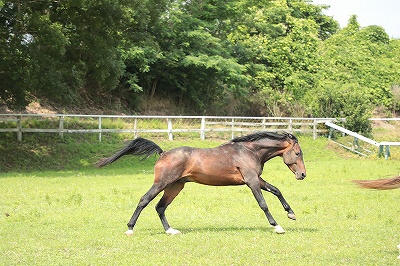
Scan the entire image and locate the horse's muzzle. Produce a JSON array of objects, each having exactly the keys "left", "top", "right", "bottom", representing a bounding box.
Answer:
[{"left": 296, "top": 172, "right": 306, "bottom": 180}]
